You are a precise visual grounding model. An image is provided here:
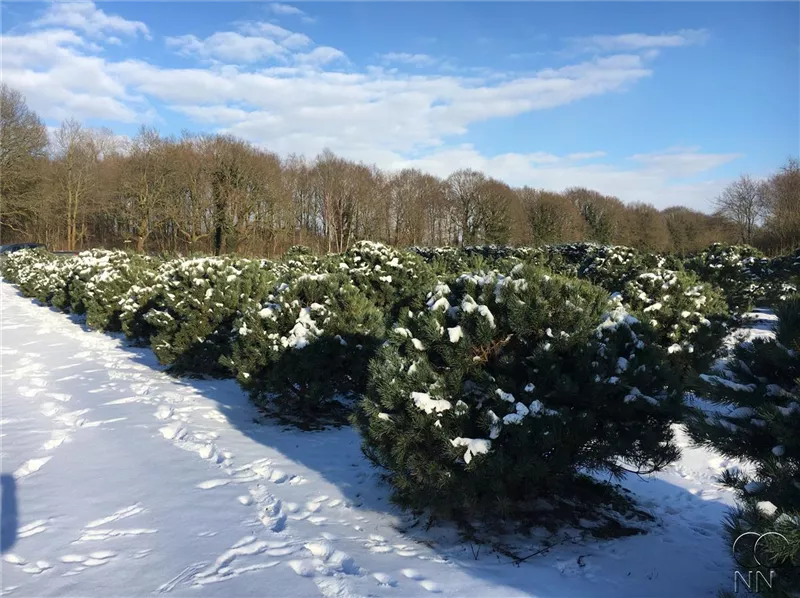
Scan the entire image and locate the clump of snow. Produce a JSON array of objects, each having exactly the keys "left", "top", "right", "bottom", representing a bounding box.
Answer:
[
  {"left": 700, "top": 374, "right": 756, "bottom": 393},
  {"left": 447, "top": 326, "right": 464, "bottom": 343},
  {"left": 411, "top": 392, "right": 452, "bottom": 414},
  {"left": 744, "top": 481, "right": 765, "bottom": 494},
  {"left": 450, "top": 437, "right": 491, "bottom": 464},
  {"left": 487, "top": 410, "right": 502, "bottom": 439},
  {"left": 476, "top": 305, "right": 496, "bottom": 328},
  {"left": 502, "top": 402, "right": 530, "bottom": 425},
  {"left": 495, "top": 389, "right": 515, "bottom": 403}
]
